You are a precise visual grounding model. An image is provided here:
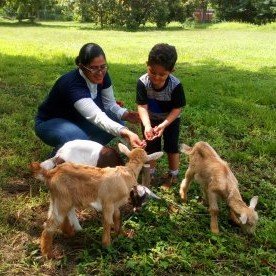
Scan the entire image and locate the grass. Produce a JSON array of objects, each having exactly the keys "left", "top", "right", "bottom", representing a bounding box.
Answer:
[{"left": 0, "top": 20, "right": 275, "bottom": 275}]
